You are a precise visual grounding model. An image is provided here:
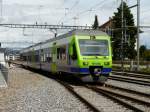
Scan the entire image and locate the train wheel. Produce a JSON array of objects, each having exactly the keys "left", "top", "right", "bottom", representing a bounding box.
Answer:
[{"left": 99, "top": 83, "right": 105, "bottom": 86}]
